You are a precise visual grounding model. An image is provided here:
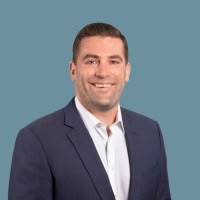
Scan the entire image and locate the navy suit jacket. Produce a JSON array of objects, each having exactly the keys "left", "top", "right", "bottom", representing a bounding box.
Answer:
[{"left": 9, "top": 98, "right": 171, "bottom": 200}]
